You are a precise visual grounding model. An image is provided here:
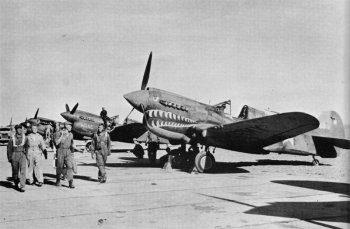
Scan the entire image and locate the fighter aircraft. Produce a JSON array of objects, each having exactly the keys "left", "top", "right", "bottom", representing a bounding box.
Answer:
[
  {"left": 0, "top": 118, "right": 14, "bottom": 145},
  {"left": 60, "top": 103, "right": 169, "bottom": 161},
  {"left": 123, "top": 52, "right": 350, "bottom": 172},
  {"left": 1, "top": 110, "right": 59, "bottom": 146}
]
